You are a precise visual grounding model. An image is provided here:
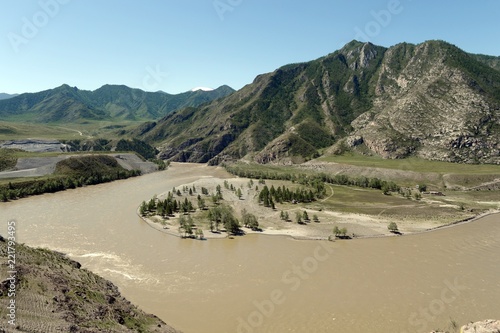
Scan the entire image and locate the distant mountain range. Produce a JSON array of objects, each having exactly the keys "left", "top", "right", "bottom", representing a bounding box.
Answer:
[
  {"left": 137, "top": 40, "right": 500, "bottom": 164},
  {"left": 0, "top": 93, "right": 18, "bottom": 100},
  {"left": 0, "top": 84, "right": 234, "bottom": 123}
]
